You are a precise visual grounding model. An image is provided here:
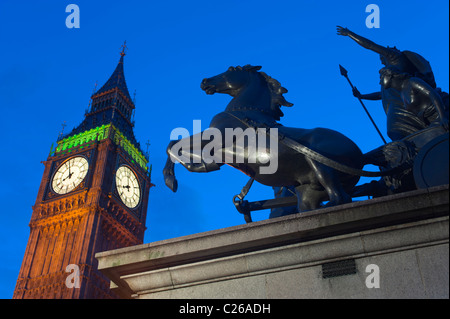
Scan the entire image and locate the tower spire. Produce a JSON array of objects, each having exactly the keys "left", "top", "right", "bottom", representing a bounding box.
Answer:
[
  {"left": 64, "top": 43, "right": 140, "bottom": 150},
  {"left": 91, "top": 42, "right": 132, "bottom": 102}
]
